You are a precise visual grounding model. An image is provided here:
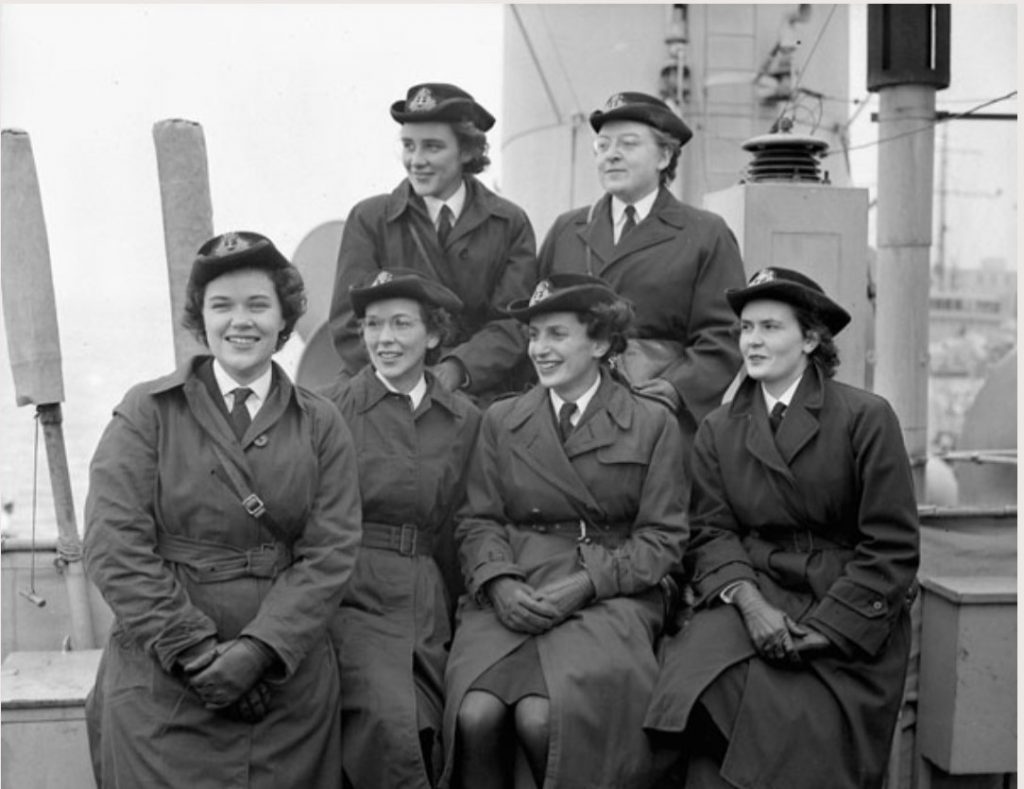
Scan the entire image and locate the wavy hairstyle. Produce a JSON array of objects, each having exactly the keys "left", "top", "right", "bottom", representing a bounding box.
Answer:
[{"left": 792, "top": 303, "right": 841, "bottom": 378}]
